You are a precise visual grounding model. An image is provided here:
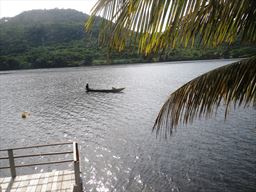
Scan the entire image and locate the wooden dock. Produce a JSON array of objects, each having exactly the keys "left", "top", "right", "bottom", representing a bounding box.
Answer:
[{"left": 0, "top": 142, "right": 83, "bottom": 192}]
